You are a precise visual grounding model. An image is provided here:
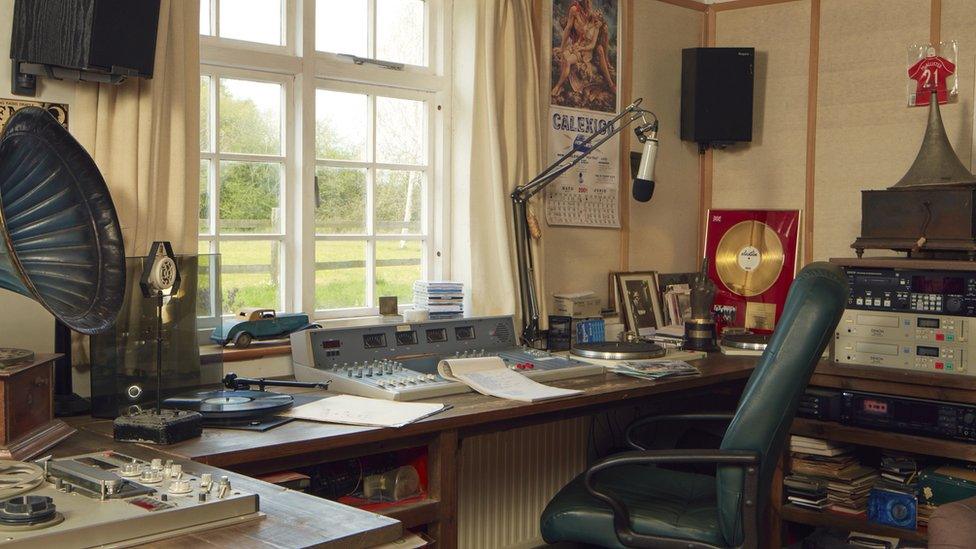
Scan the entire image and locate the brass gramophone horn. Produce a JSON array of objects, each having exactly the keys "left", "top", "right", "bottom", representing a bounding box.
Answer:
[
  {"left": 892, "top": 89, "right": 975, "bottom": 188},
  {"left": 0, "top": 107, "right": 125, "bottom": 335}
]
